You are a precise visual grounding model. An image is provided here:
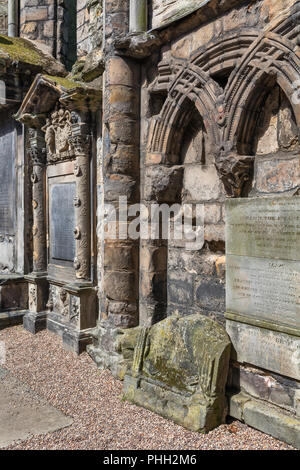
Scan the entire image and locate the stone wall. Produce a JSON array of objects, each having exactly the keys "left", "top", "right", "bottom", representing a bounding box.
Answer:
[
  {"left": 139, "top": 0, "right": 300, "bottom": 329},
  {"left": 151, "top": 0, "right": 202, "bottom": 29},
  {"left": 0, "top": 0, "right": 7, "bottom": 35},
  {"left": 20, "top": 0, "right": 76, "bottom": 69},
  {"left": 77, "top": 0, "right": 103, "bottom": 58},
  {"left": 20, "top": 0, "right": 56, "bottom": 55}
]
